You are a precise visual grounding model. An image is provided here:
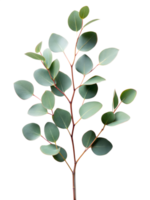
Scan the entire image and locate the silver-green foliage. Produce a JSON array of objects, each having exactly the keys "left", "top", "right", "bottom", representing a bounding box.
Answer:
[{"left": 13, "top": 5, "right": 137, "bottom": 199}]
